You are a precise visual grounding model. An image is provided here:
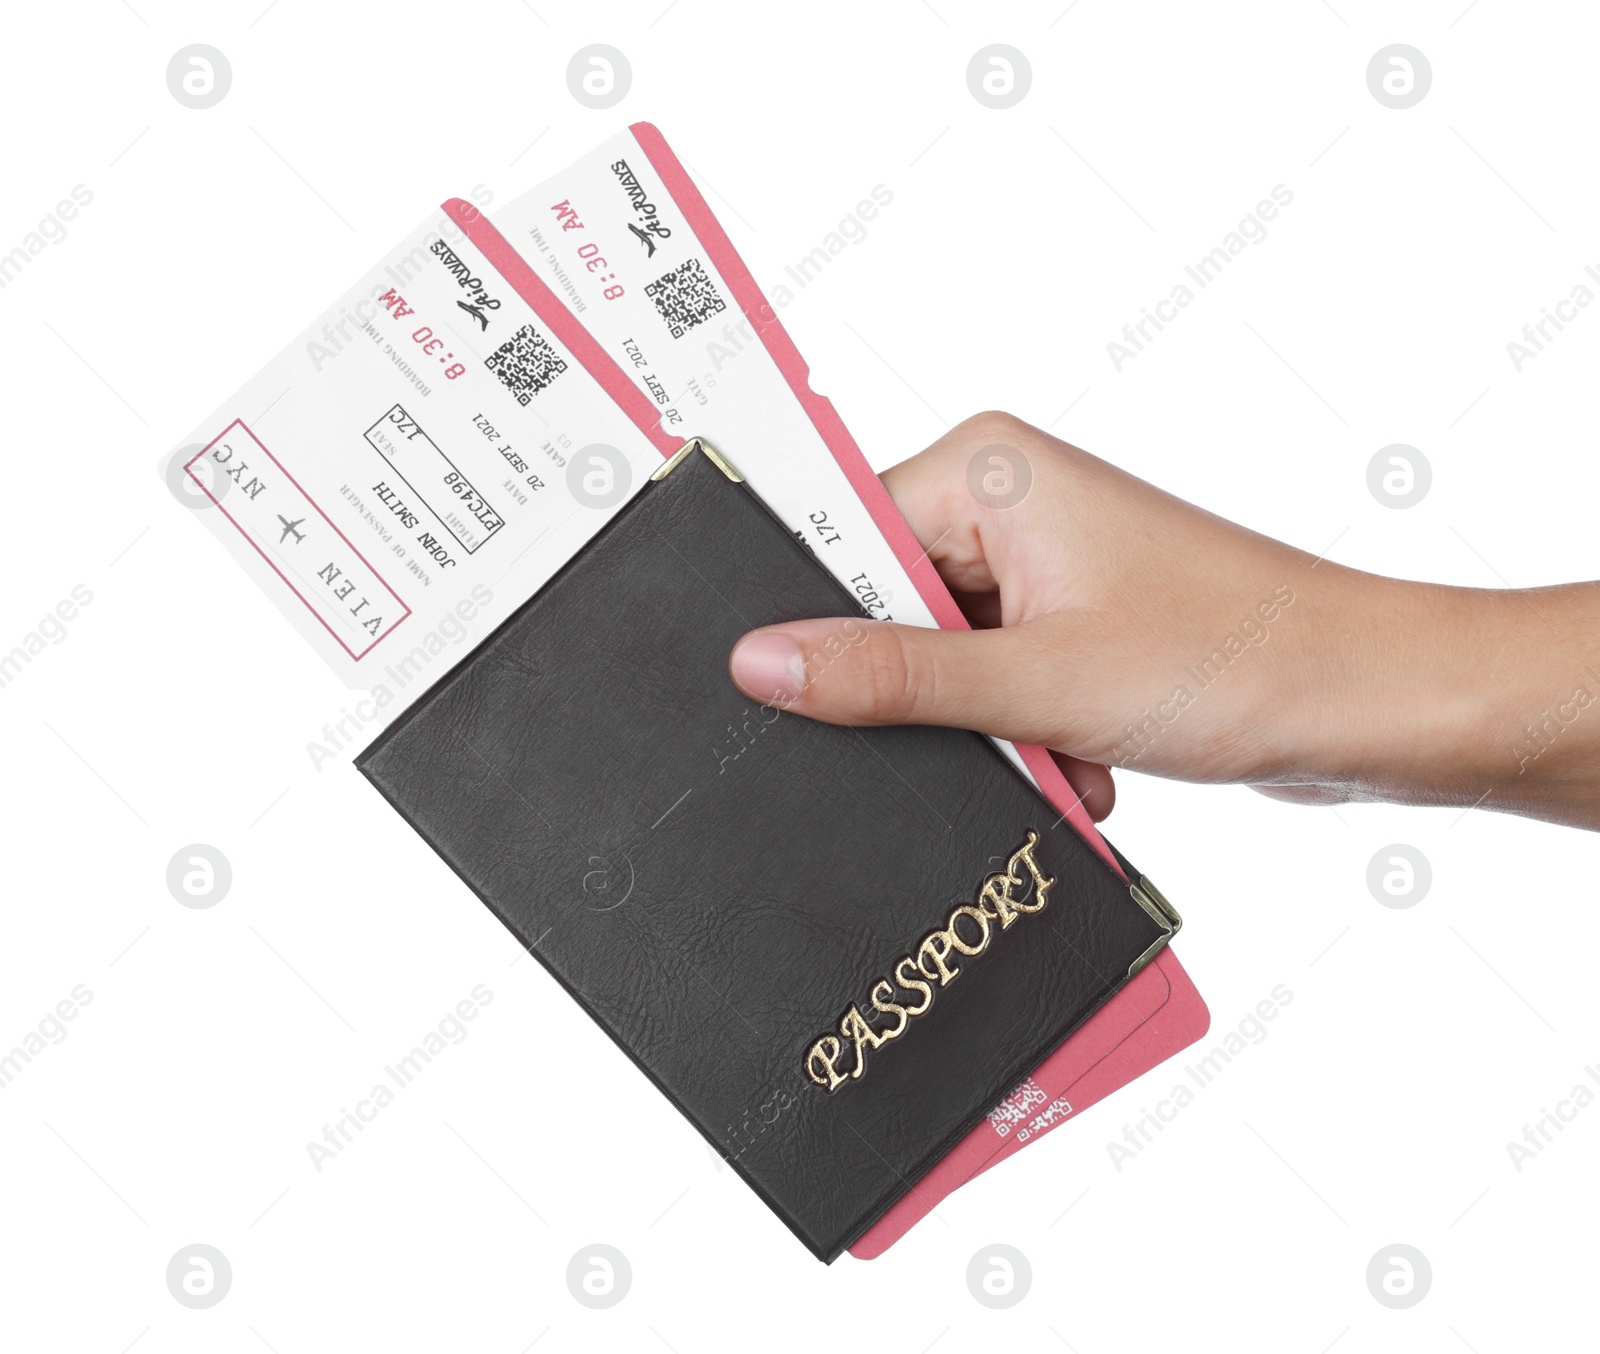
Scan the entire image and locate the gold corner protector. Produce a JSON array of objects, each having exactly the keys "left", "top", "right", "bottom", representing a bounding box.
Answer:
[
  {"left": 700, "top": 440, "right": 744, "bottom": 482},
  {"left": 1132, "top": 876, "right": 1182, "bottom": 936},
  {"left": 649, "top": 440, "right": 698, "bottom": 480},
  {"left": 1125, "top": 875, "right": 1183, "bottom": 979},
  {"left": 650, "top": 438, "right": 744, "bottom": 483}
]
